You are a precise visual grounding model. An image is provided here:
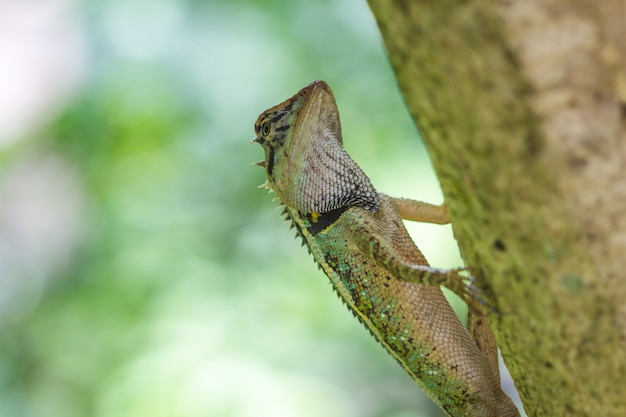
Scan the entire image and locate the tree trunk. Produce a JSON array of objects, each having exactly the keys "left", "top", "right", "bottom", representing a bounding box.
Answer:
[{"left": 366, "top": 0, "right": 626, "bottom": 416}]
